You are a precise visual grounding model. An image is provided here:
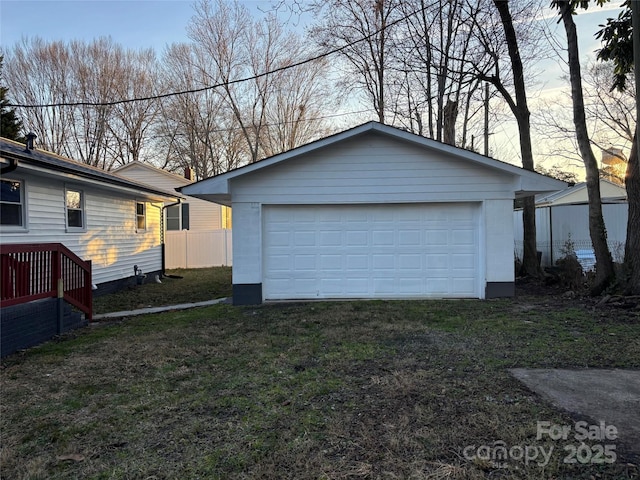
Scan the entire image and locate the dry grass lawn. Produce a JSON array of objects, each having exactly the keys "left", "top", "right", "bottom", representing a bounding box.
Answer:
[
  {"left": 1, "top": 285, "right": 639, "bottom": 479},
  {"left": 92, "top": 267, "right": 232, "bottom": 314}
]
